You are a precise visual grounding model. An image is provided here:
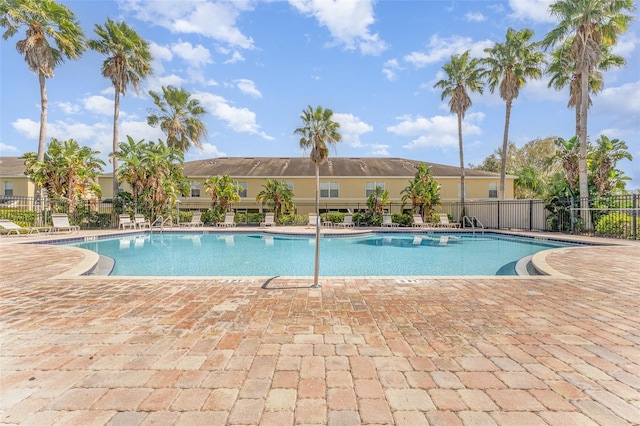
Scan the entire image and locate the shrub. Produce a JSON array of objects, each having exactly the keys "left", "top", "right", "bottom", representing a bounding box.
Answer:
[
  {"left": 279, "top": 213, "right": 304, "bottom": 225},
  {"left": 0, "top": 209, "right": 38, "bottom": 226},
  {"left": 595, "top": 213, "right": 639, "bottom": 239}
]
